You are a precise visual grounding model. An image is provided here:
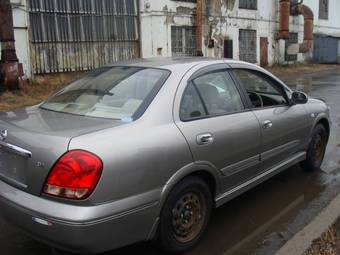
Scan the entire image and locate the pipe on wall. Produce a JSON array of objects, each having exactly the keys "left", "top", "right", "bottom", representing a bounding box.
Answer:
[
  {"left": 278, "top": 0, "right": 291, "bottom": 40},
  {"left": 291, "top": 4, "right": 314, "bottom": 53},
  {"left": 0, "top": 0, "right": 20, "bottom": 90},
  {"left": 195, "top": 0, "right": 204, "bottom": 56}
]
